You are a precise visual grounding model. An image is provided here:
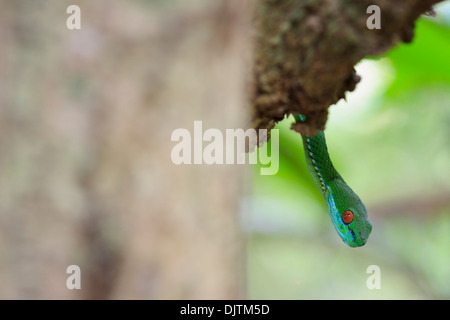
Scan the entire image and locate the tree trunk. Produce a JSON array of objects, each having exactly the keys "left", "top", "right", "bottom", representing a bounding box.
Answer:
[{"left": 0, "top": 0, "right": 250, "bottom": 299}]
